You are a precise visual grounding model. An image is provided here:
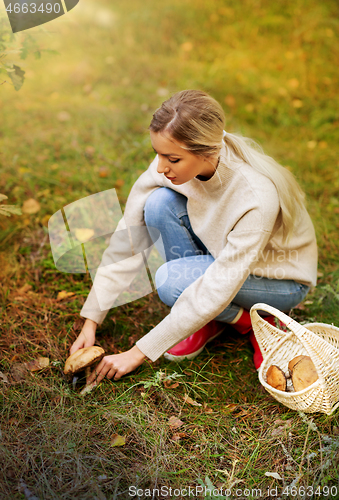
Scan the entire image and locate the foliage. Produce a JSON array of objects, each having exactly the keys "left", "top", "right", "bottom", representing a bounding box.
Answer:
[{"left": 0, "top": 15, "right": 55, "bottom": 90}]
